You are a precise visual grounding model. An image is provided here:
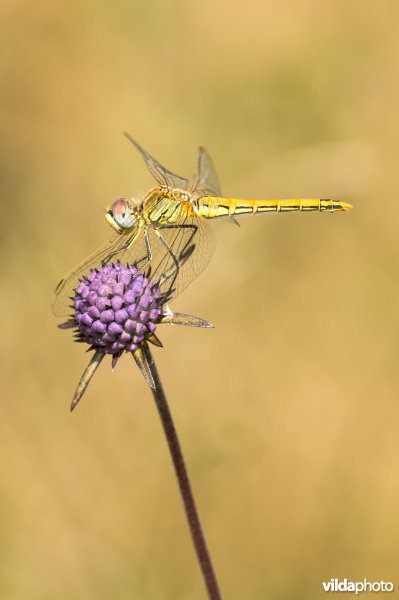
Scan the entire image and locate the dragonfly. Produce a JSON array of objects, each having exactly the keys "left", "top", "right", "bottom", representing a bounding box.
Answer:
[{"left": 53, "top": 133, "right": 351, "bottom": 316}]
